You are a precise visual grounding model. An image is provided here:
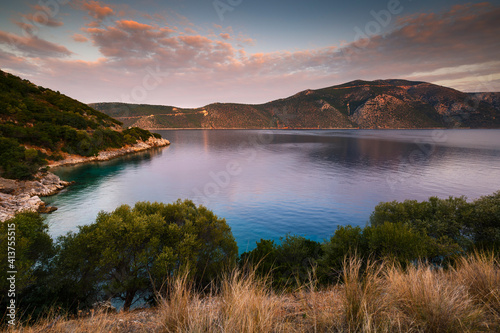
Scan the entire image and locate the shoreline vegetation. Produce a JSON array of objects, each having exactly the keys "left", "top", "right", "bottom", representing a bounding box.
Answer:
[{"left": 2, "top": 192, "right": 499, "bottom": 331}]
